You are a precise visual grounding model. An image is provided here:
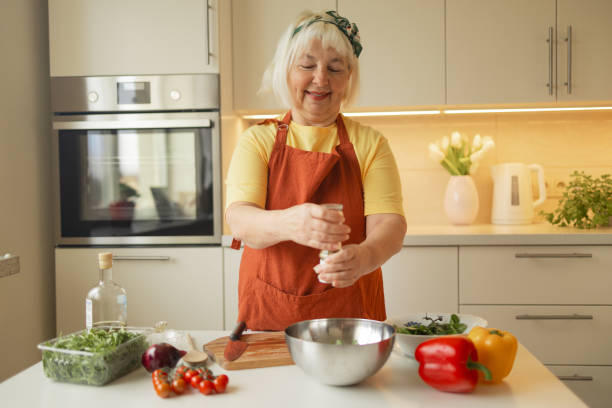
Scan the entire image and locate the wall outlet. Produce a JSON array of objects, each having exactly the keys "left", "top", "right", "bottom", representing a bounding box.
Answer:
[
  {"left": 0, "top": 254, "right": 20, "bottom": 278},
  {"left": 546, "top": 179, "right": 568, "bottom": 198}
]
